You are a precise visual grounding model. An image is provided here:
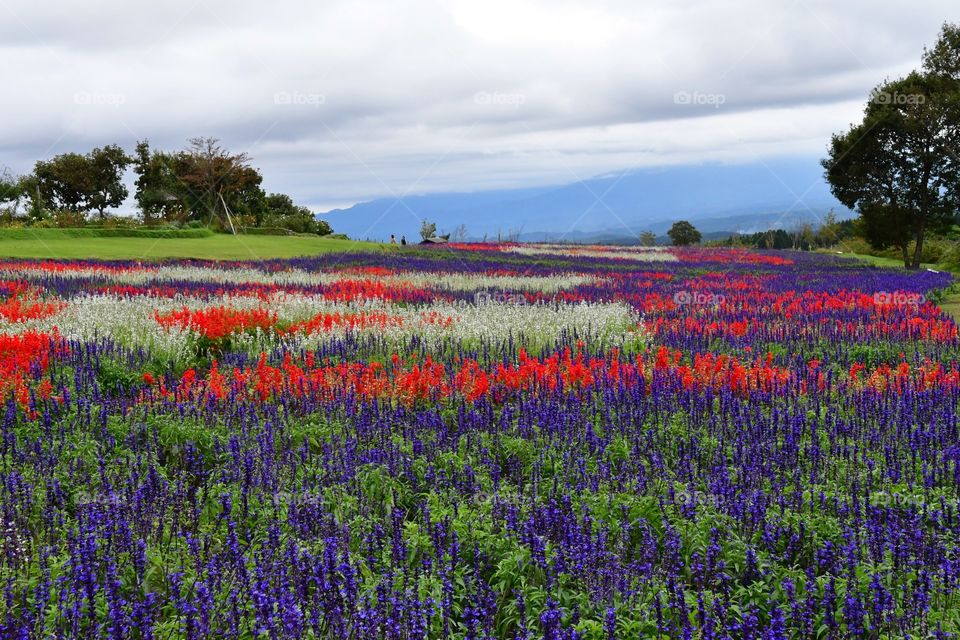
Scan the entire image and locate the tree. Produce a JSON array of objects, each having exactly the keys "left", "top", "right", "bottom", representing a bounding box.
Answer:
[
  {"left": 0, "top": 168, "right": 23, "bottom": 222},
  {"left": 175, "top": 137, "right": 263, "bottom": 231},
  {"left": 86, "top": 145, "right": 130, "bottom": 219},
  {"left": 133, "top": 140, "right": 184, "bottom": 224},
  {"left": 815, "top": 210, "right": 842, "bottom": 248},
  {"left": 923, "top": 21, "right": 960, "bottom": 78},
  {"left": 420, "top": 220, "right": 437, "bottom": 241},
  {"left": 639, "top": 231, "right": 657, "bottom": 246},
  {"left": 261, "top": 193, "right": 332, "bottom": 234},
  {"left": 667, "top": 220, "right": 701, "bottom": 246},
  {"left": 822, "top": 24, "right": 960, "bottom": 268},
  {"left": 33, "top": 152, "right": 89, "bottom": 214},
  {"left": 31, "top": 145, "right": 130, "bottom": 219},
  {"left": 15, "top": 174, "right": 47, "bottom": 223},
  {"left": 791, "top": 222, "right": 815, "bottom": 250}
]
